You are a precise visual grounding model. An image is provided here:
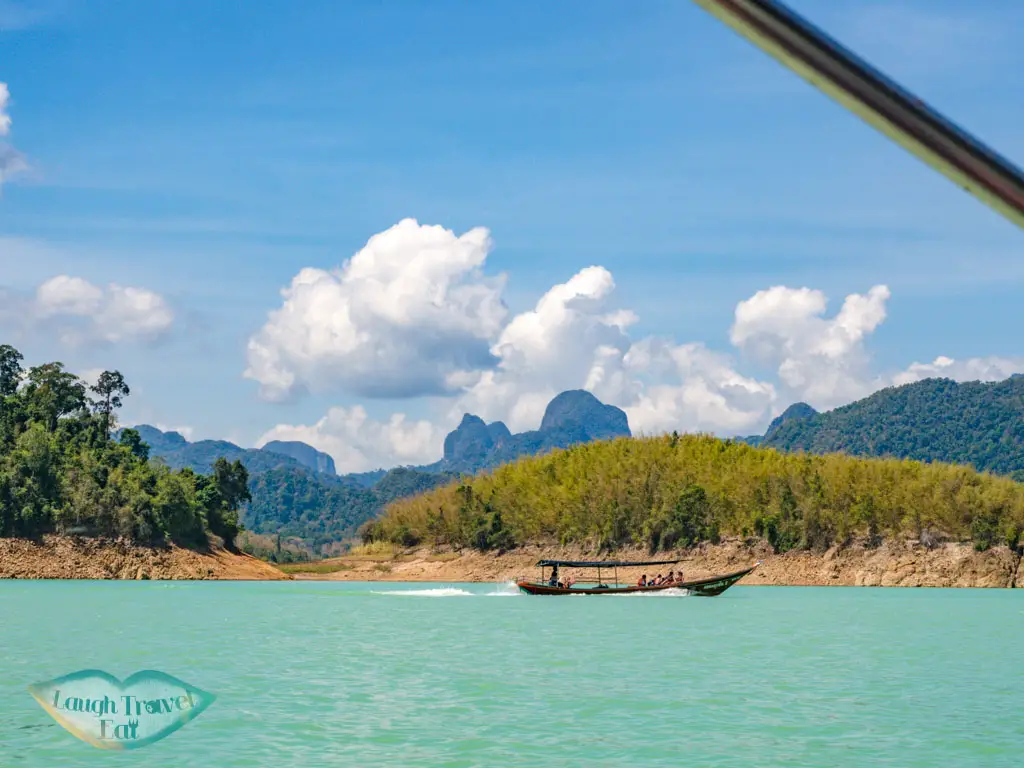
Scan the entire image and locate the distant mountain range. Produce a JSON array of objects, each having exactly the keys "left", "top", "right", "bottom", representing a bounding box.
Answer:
[
  {"left": 131, "top": 375, "right": 1024, "bottom": 556},
  {"left": 131, "top": 425, "right": 334, "bottom": 475},
  {"left": 130, "top": 390, "right": 632, "bottom": 554},
  {"left": 739, "top": 376, "right": 1024, "bottom": 481},
  {"left": 262, "top": 440, "right": 337, "bottom": 475},
  {"left": 421, "top": 389, "right": 631, "bottom": 474}
]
